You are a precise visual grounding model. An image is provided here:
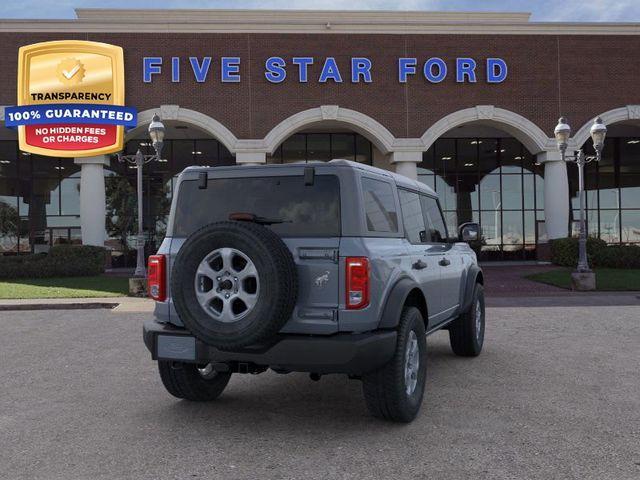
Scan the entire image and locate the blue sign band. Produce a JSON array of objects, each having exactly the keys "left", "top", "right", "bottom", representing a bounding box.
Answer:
[{"left": 5, "top": 104, "right": 138, "bottom": 128}]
